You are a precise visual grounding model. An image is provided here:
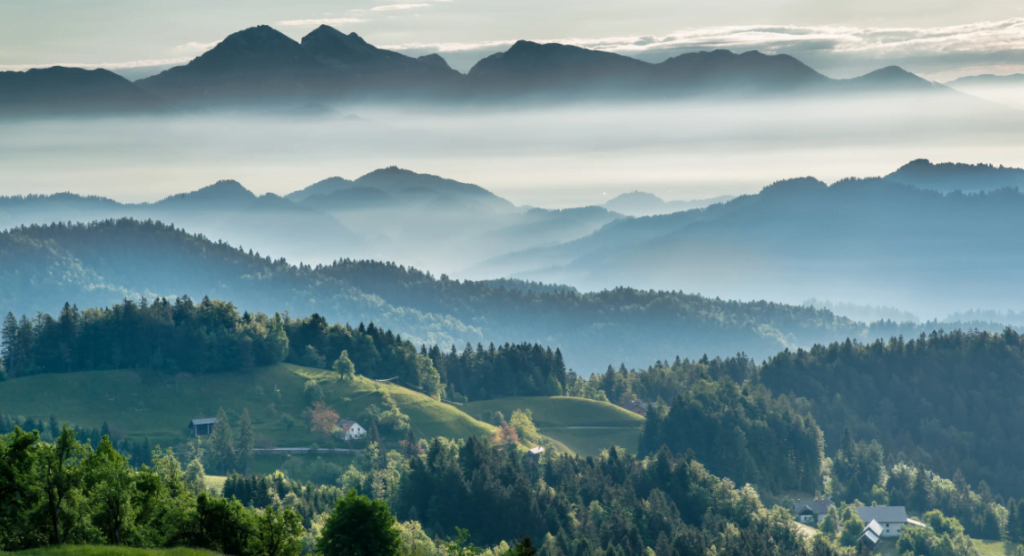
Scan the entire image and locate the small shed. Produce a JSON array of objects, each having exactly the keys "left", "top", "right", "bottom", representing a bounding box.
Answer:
[
  {"left": 189, "top": 418, "right": 217, "bottom": 436},
  {"left": 527, "top": 446, "right": 545, "bottom": 462},
  {"left": 858, "top": 520, "right": 884, "bottom": 549}
]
